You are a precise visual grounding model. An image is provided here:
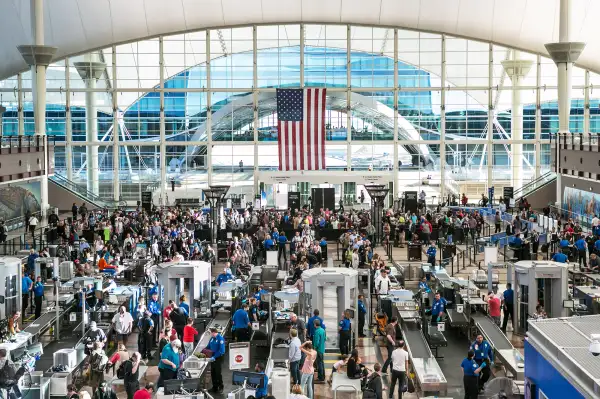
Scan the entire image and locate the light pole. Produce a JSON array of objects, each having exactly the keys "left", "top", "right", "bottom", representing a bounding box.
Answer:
[
  {"left": 364, "top": 184, "right": 389, "bottom": 247},
  {"left": 202, "top": 185, "right": 230, "bottom": 245}
]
